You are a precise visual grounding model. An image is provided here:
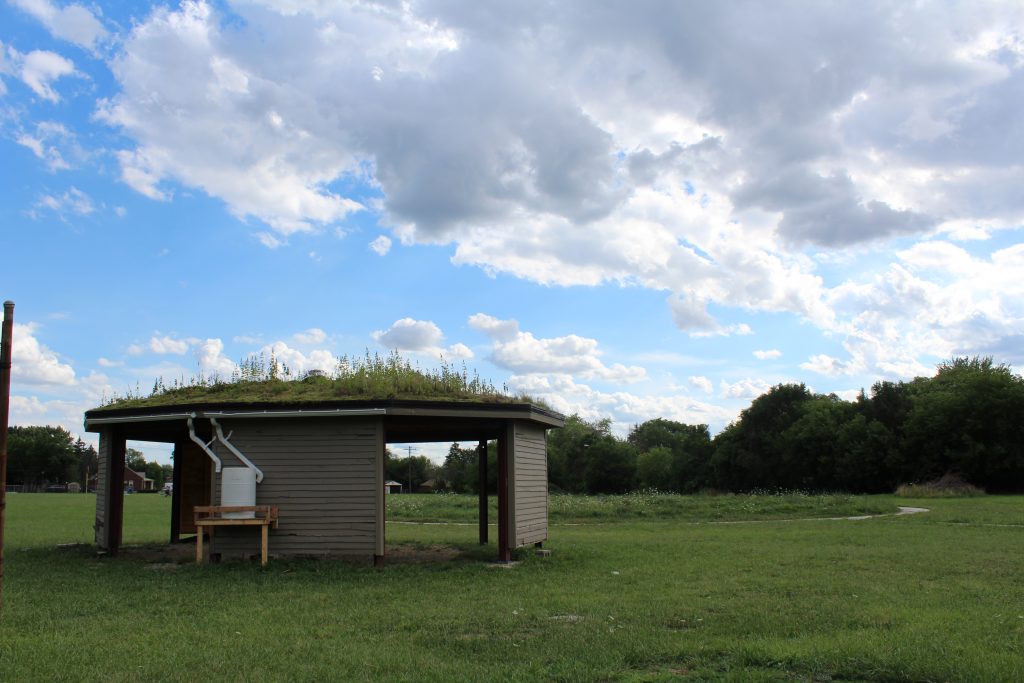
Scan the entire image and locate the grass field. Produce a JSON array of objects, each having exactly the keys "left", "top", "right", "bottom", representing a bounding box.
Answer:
[{"left": 1, "top": 493, "right": 1021, "bottom": 681}]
